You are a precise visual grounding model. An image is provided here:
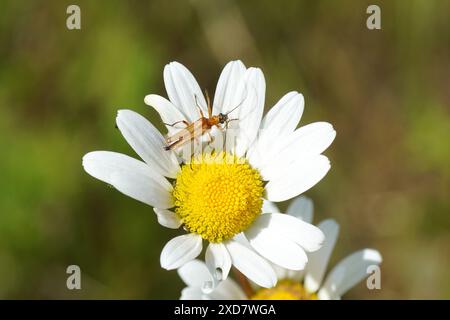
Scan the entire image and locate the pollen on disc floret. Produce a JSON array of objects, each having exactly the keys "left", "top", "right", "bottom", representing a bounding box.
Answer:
[
  {"left": 173, "top": 152, "right": 264, "bottom": 243},
  {"left": 251, "top": 280, "right": 318, "bottom": 300}
]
